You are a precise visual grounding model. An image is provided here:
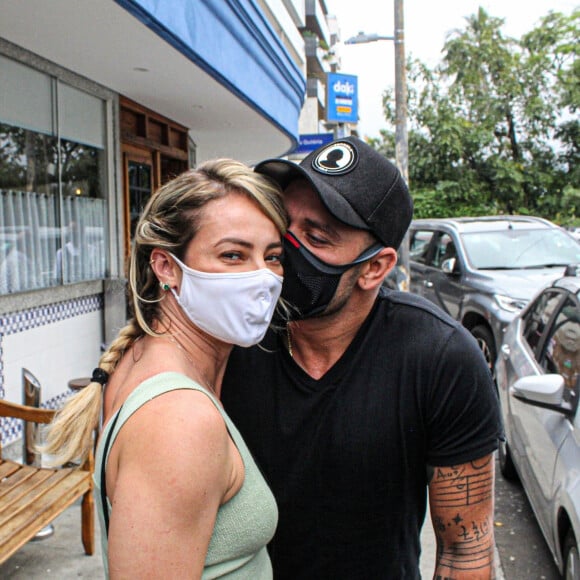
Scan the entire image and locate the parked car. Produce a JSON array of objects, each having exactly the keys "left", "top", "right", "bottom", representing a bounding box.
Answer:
[
  {"left": 495, "top": 266, "right": 580, "bottom": 578},
  {"left": 408, "top": 216, "right": 580, "bottom": 371},
  {"left": 383, "top": 262, "right": 408, "bottom": 291},
  {"left": 382, "top": 246, "right": 409, "bottom": 291}
]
